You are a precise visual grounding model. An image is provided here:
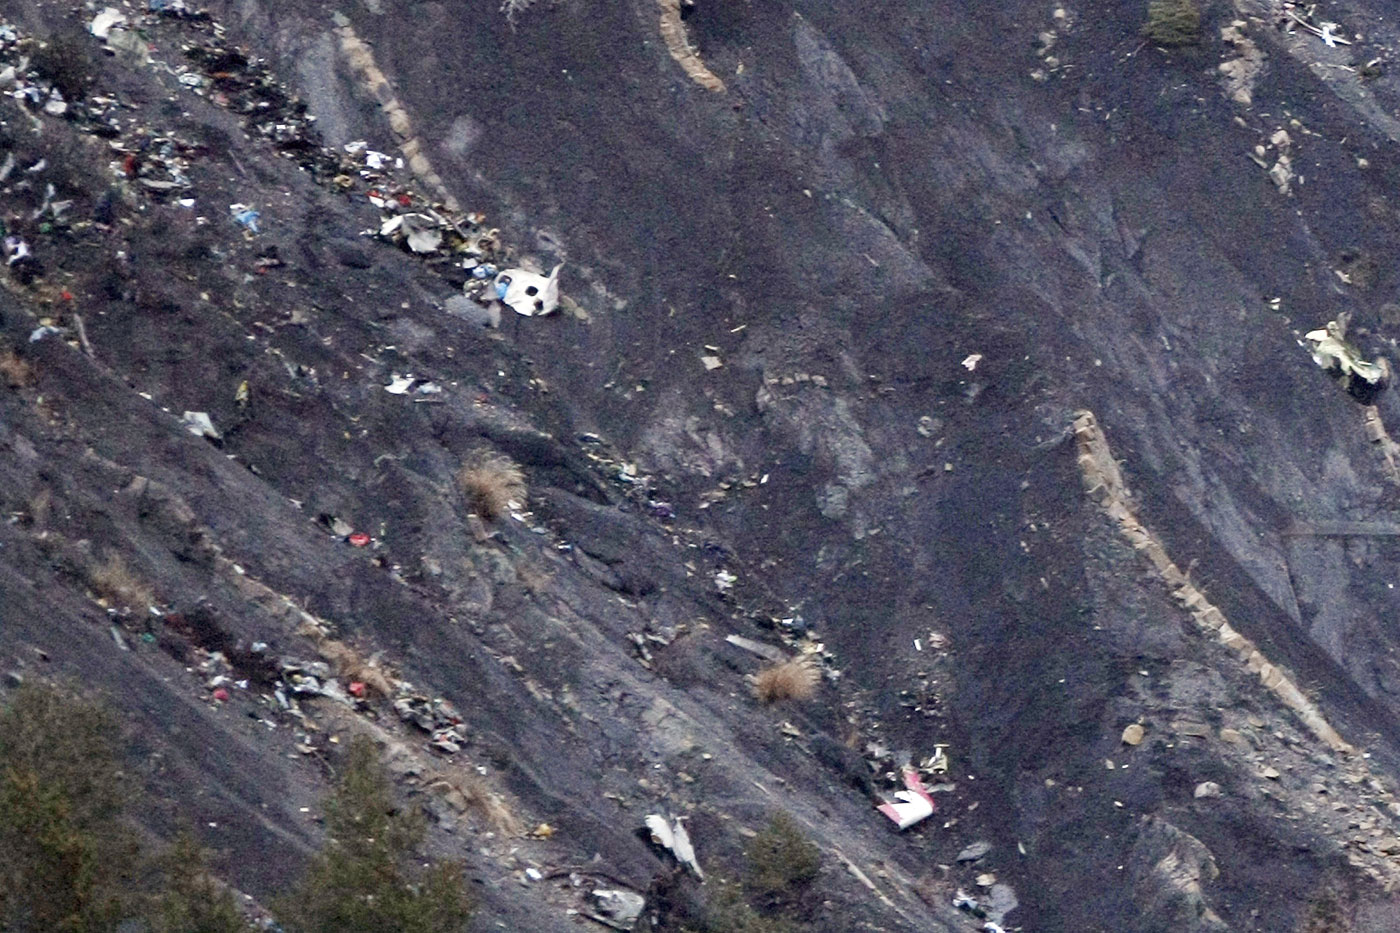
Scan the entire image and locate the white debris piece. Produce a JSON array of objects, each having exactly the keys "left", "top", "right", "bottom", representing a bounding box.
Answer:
[
  {"left": 877, "top": 766, "right": 936, "bottom": 830},
  {"left": 379, "top": 213, "right": 443, "bottom": 254},
  {"left": 589, "top": 889, "right": 645, "bottom": 929},
  {"left": 495, "top": 264, "right": 562, "bottom": 317},
  {"left": 724, "top": 634, "right": 788, "bottom": 663},
  {"left": 90, "top": 7, "right": 128, "bottom": 38},
  {"left": 961, "top": 353, "right": 983, "bottom": 371},
  {"left": 644, "top": 814, "right": 704, "bottom": 880},
  {"left": 1304, "top": 317, "right": 1390, "bottom": 396},
  {"left": 181, "top": 411, "right": 222, "bottom": 440},
  {"left": 6, "top": 237, "right": 30, "bottom": 266},
  {"left": 104, "top": 25, "right": 149, "bottom": 62},
  {"left": 1284, "top": 9, "right": 1353, "bottom": 46},
  {"left": 714, "top": 569, "right": 737, "bottom": 593},
  {"left": 384, "top": 374, "right": 443, "bottom": 396},
  {"left": 384, "top": 374, "right": 416, "bottom": 395}
]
